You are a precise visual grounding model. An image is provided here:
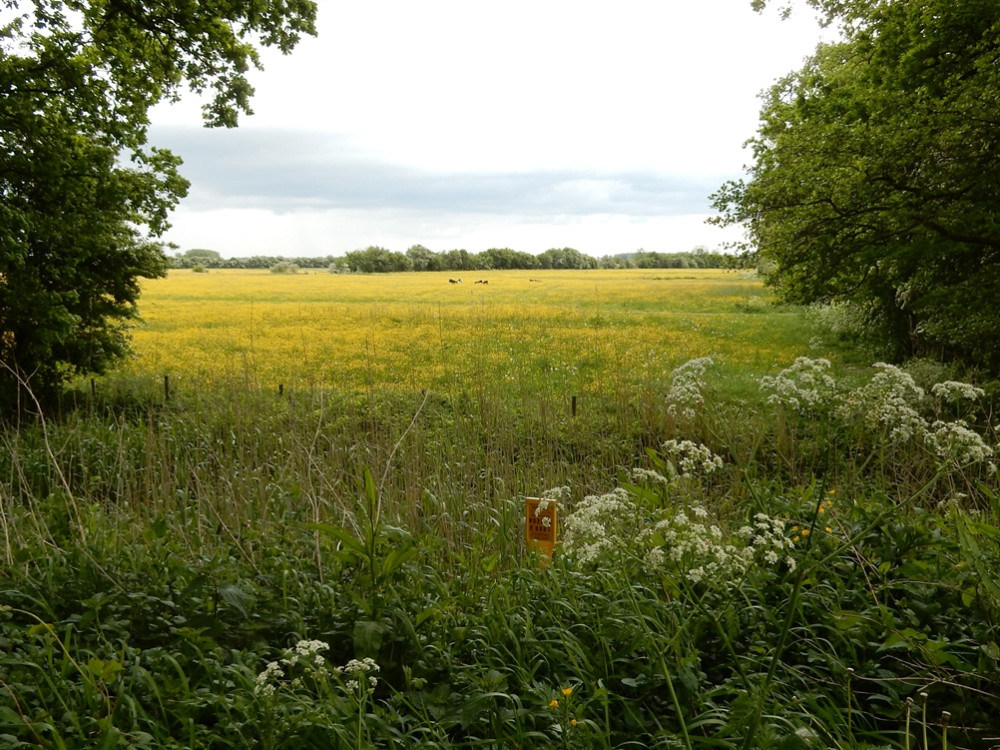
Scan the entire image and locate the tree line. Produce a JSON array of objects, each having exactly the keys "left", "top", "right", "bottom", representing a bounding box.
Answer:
[{"left": 172, "top": 245, "right": 737, "bottom": 273}]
